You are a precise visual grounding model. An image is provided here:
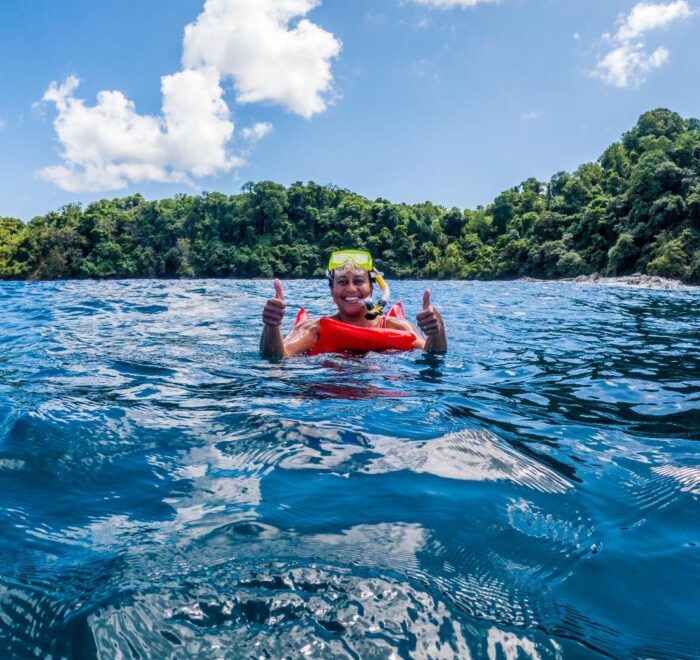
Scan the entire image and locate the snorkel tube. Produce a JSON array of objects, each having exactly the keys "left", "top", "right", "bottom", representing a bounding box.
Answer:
[{"left": 363, "top": 271, "right": 390, "bottom": 320}]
